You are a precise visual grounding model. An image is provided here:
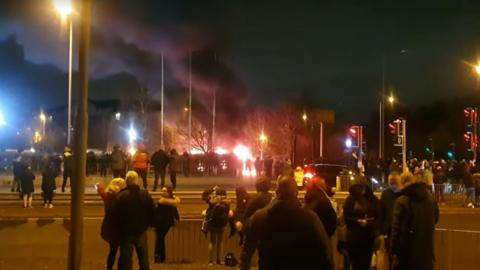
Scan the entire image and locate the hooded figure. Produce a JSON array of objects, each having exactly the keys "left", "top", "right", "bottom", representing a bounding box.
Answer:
[
  {"left": 343, "top": 175, "right": 380, "bottom": 270},
  {"left": 391, "top": 172, "right": 439, "bottom": 270}
]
